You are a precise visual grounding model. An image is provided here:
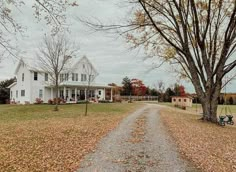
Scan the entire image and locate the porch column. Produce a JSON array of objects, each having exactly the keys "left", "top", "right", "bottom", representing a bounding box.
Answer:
[
  {"left": 110, "top": 88, "right": 113, "bottom": 102},
  {"left": 85, "top": 88, "right": 87, "bottom": 101},
  {"left": 63, "top": 87, "right": 66, "bottom": 100},
  {"left": 68, "top": 88, "right": 71, "bottom": 100},
  {"left": 51, "top": 87, "right": 53, "bottom": 99},
  {"left": 75, "top": 88, "right": 78, "bottom": 102},
  {"left": 104, "top": 88, "right": 106, "bottom": 100},
  {"left": 95, "top": 89, "right": 98, "bottom": 101}
]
